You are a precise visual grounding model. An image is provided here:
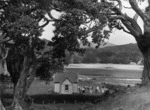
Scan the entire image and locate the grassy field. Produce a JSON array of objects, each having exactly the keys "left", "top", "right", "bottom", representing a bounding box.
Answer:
[{"left": 3, "top": 64, "right": 144, "bottom": 110}]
